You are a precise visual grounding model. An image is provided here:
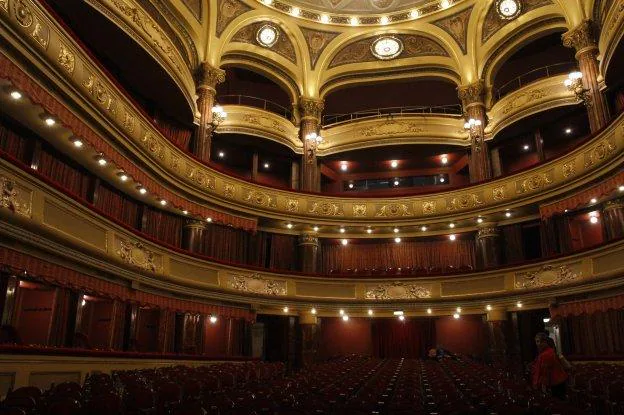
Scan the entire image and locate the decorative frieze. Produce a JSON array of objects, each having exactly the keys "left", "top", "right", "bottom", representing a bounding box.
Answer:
[
  {"left": 365, "top": 282, "right": 432, "bottom": 300},
  {"left": 515, "top": 265, "right": 579, "bottom": 289},
  {"left": 0, "top": 177, "right": 31, "bottom": 217},
  {"left": 562, "top": 20, "right": 598, "bottom": 52},
  {"left": 432, "top": 6, "right": 473, "bottom": 54},
  {"left": 116, "top": 239, "right": 161, "bottom": 272},
  {"left": 308, "top": 201, "right": 343, "bottom": 216},
  {"left": 447, "top": 193, "right": 484, "bottom": 211},
  {"left": 227, "top": 273, "right": 286, "bottom": 296},
  {"left": 243, "top": 189, "right": 277, "bottom": 208},
  {"left": 375, "top": 203, "right": 411, "bottom": 217}
]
